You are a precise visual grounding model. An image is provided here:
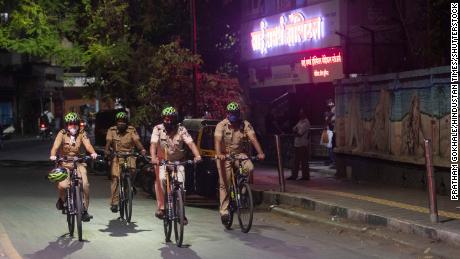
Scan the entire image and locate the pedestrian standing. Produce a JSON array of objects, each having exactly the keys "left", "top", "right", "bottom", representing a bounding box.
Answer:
[
  {"left": 287, "top": 109, "right": 310, "bottom": 180},
  {"left": 324, "top": 99, "right": 336, "bottom": 166}
]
